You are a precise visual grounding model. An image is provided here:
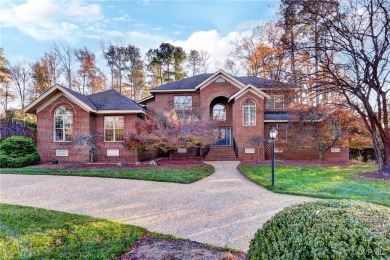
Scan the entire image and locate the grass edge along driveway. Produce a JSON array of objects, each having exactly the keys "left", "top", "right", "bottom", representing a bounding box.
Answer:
[
  {"left": 0, "top": 203, "right": 146, "bottom": 259},
  {"left": 0, "top": 204, "right": 242, "bottom": 259},
  {"left": 0, "top": 164, "right": 214, "bottom": 184},
  {"left": 238, "top": 164, "right": 390, "bottom": 207}
]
